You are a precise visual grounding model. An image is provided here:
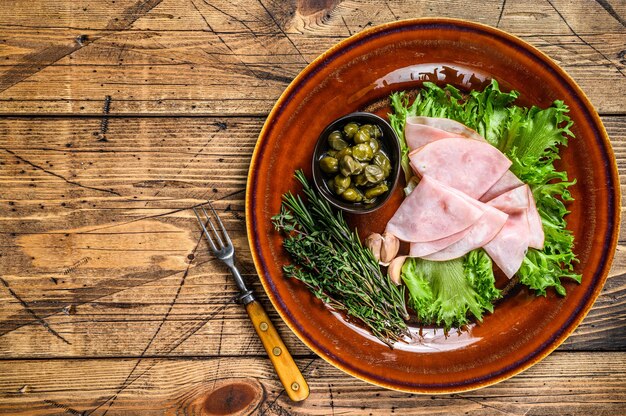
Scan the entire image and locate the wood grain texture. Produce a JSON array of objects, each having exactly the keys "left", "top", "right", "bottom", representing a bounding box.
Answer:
[
  {"left": 0, "top": 353, "right": 624, "bottom": 415},
  {"left": 0, "top": 115, "right": 624, "bottom": 360},
  {"left": 0, "top": 0, "right": 625, "bottom": 115},
  {"left": 0, "top": 0, "right": 625, "bottom": 413}
]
